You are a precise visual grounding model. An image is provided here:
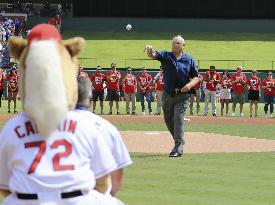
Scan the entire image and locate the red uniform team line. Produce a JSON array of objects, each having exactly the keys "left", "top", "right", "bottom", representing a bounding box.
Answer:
[{"left": 78, "top": 64, "right": 275, "bottom": 117}]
